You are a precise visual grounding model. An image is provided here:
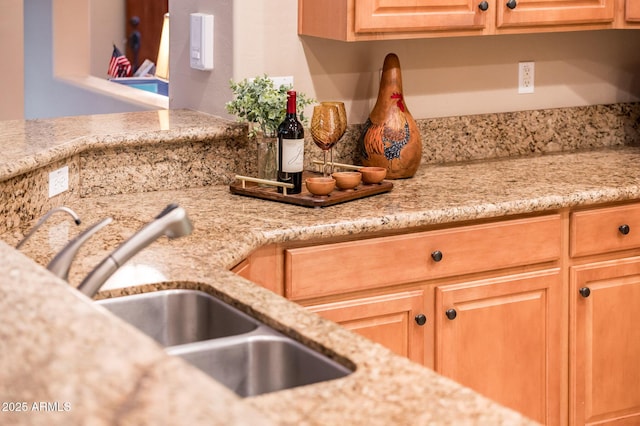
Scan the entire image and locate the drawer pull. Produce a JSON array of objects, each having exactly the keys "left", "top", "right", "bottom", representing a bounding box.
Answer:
[
  {"left": 445, "top": 309, "right": 457, "bottom": 320},
  {"left": 619, "top": 224, "right": 631, "bottom": 235},
  {"left": 579, "top": 287, "right": 591, "bottom": 298},
  {"left": 415, "top": 314, "right": 427, "bottom": 326},
  {"left": 431, "top": 250, "right": 443, "bottom": 262},
  {"left": 478, "top": 1, "right": 489, "bottom": 11},
  {"left": 506, "top": 0, "right": 517, "bottom": 9}
]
